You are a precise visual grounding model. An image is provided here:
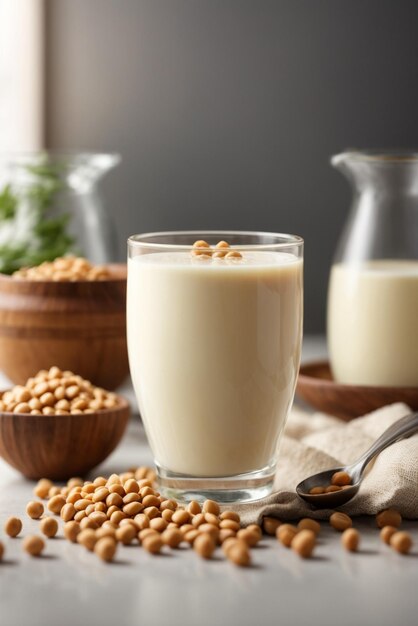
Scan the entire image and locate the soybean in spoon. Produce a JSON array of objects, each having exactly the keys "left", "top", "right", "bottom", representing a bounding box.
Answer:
[{"left": 296, "top": 411, "right": 418, "bottom": 509}]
